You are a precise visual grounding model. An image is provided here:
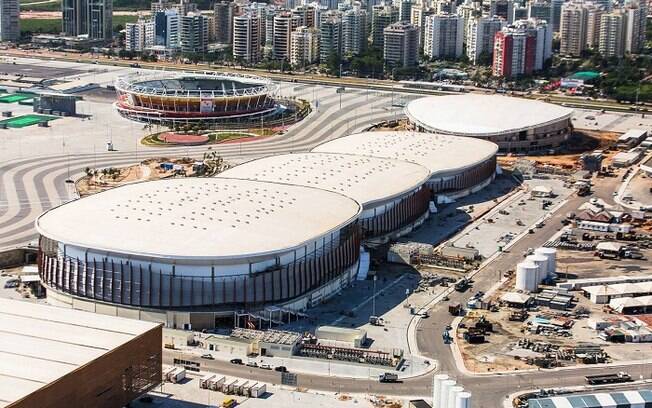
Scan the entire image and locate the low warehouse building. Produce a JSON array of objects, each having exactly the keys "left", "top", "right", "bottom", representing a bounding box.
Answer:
[
  {"left": 610, "top": 295, "right": 652, "bottom": 314},
  {"left": 583, "top": 282, "right": 652, "bottom": 304},
  {"left": 312, "top": 131, "right": 498, "bottom": 199},
  {"left": 528, "top": 389, "right": 652, "bottom": 408},
  {"left": 0, "top": 298, "right": 162, "bottom": 408},
  {"left": 315, "top": 326, "right": 368, "bottom": 348}
]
